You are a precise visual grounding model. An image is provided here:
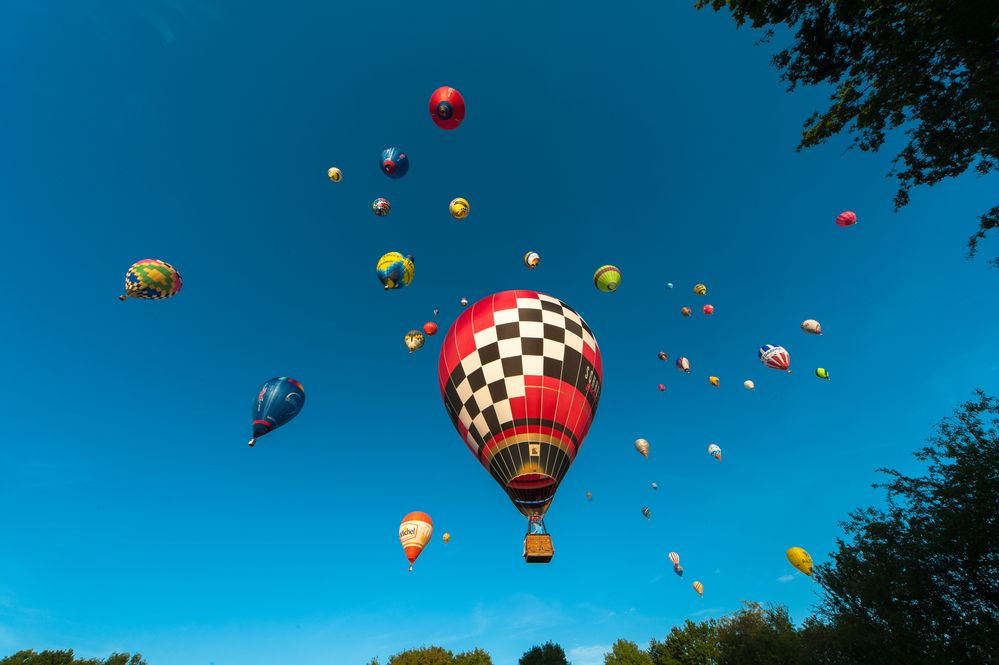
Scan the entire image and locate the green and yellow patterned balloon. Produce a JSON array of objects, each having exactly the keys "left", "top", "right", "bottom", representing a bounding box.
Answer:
[
  {"left": 376, "top": 252, "right": 415, "bottom": 290},
  {"left": 119, "top": 259, "right": 183, "bottom": 301},
  {"left": 593, "top": 265, "right": 621, "bottom": 292}
]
